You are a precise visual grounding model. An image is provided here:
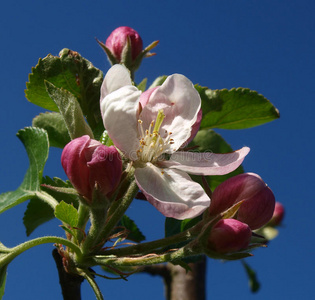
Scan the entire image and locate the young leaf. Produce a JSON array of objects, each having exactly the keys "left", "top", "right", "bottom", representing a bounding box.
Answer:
[
  {"left": 32, "top": 112, "right": 70, "bottom": 148},
  {"left": 54, "top": 201, "right": 78, "bottom": 228},
  {"left": 25, "top": 49, "right": 104, "bottom": 129},
  {"left": 119, "top": 215, "right": 145, "bottom": 242},
  {"left": 242, "top": 261, "right": 260, "bottom": 293},
  {"left": 189, "top": 129, "right": 244, "bottom": 191},
  {"left": 196, "top": 86, "right": 280, "bottom": 130},
  {"left": 0, "top": 127, "right": 49, "bottom": 214},
  {"left": 23, "top": 177, "right": 79, "bottom": 236},
  {"left": 23, "top": 199, "right": 54, "bottom": 236},
  {"left": 45, "top": 81, "right": 93, "bottom": 139}
]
